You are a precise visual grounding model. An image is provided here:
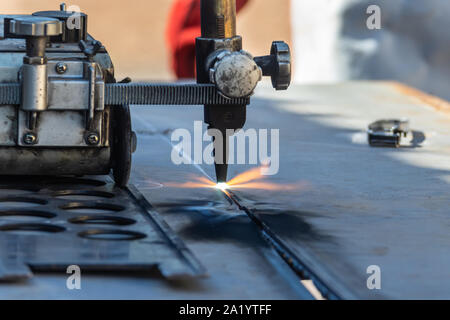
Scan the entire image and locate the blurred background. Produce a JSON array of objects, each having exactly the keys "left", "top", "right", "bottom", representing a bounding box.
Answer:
[
  {"left": 1, "top": 0, "right": 449, "bottom": 100},
  {"left": 0, "top": 0, "right": 291, "bottom": 81}
]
